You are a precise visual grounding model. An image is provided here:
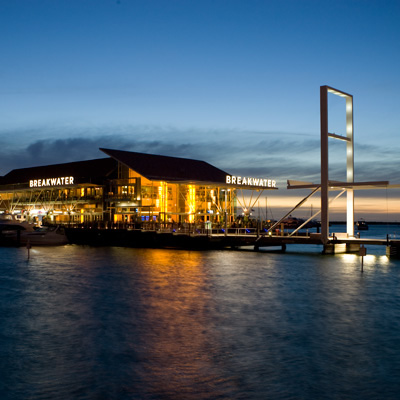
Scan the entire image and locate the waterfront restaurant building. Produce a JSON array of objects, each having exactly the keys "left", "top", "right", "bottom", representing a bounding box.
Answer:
[{"left": 0, "top": 148, "right": 276, "bottom": 226}]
